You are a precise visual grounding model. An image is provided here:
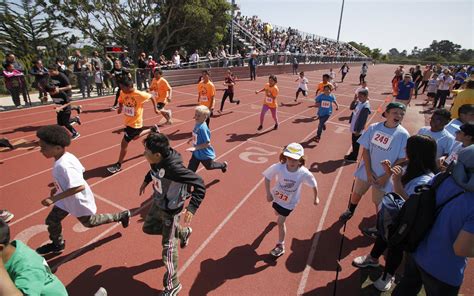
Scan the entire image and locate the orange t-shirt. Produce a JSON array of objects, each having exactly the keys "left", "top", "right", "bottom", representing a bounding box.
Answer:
[
  {"left": 149, "top": 77, "right": 171, "bottom": 104},
  {"left": 197, "top": 80, "right": 216, "bottom": 109},
  {"left": 263, "top": 83, "right": 279, "bottom": 108},
  {"left": 118, "top": 89, "right": 151, "bottom": 128},
  {"left": 317, "top": 81, "right": 334, "bottom": 93}
]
